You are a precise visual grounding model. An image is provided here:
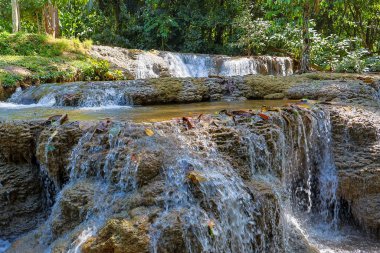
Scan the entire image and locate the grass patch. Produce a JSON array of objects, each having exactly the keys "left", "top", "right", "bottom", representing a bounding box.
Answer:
[
  {"left": 0, "top": 32, "right": 126, "bottom": 90},
  {"left": 0, "top": 32, "right": 92, "bottom": 56}
]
